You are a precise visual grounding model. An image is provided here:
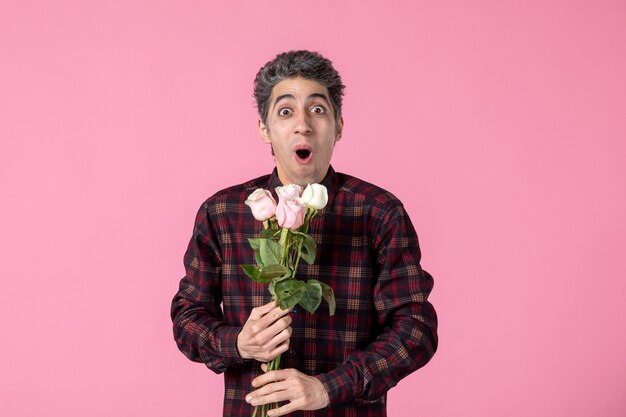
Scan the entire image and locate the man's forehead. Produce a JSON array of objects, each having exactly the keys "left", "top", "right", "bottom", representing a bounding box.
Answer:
[{"left": 270, "top": 77, "right": 330, "bottom": 102}]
